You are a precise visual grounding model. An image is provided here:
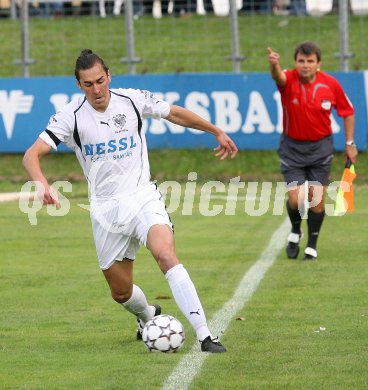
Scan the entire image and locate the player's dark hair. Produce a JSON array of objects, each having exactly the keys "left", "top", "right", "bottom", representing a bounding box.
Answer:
[
  {"left": 74, "top": 49, "right": 109, "bottom": 81},
  {"left": 294, "top": 41, "right": 321, "bottom": 62}
]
